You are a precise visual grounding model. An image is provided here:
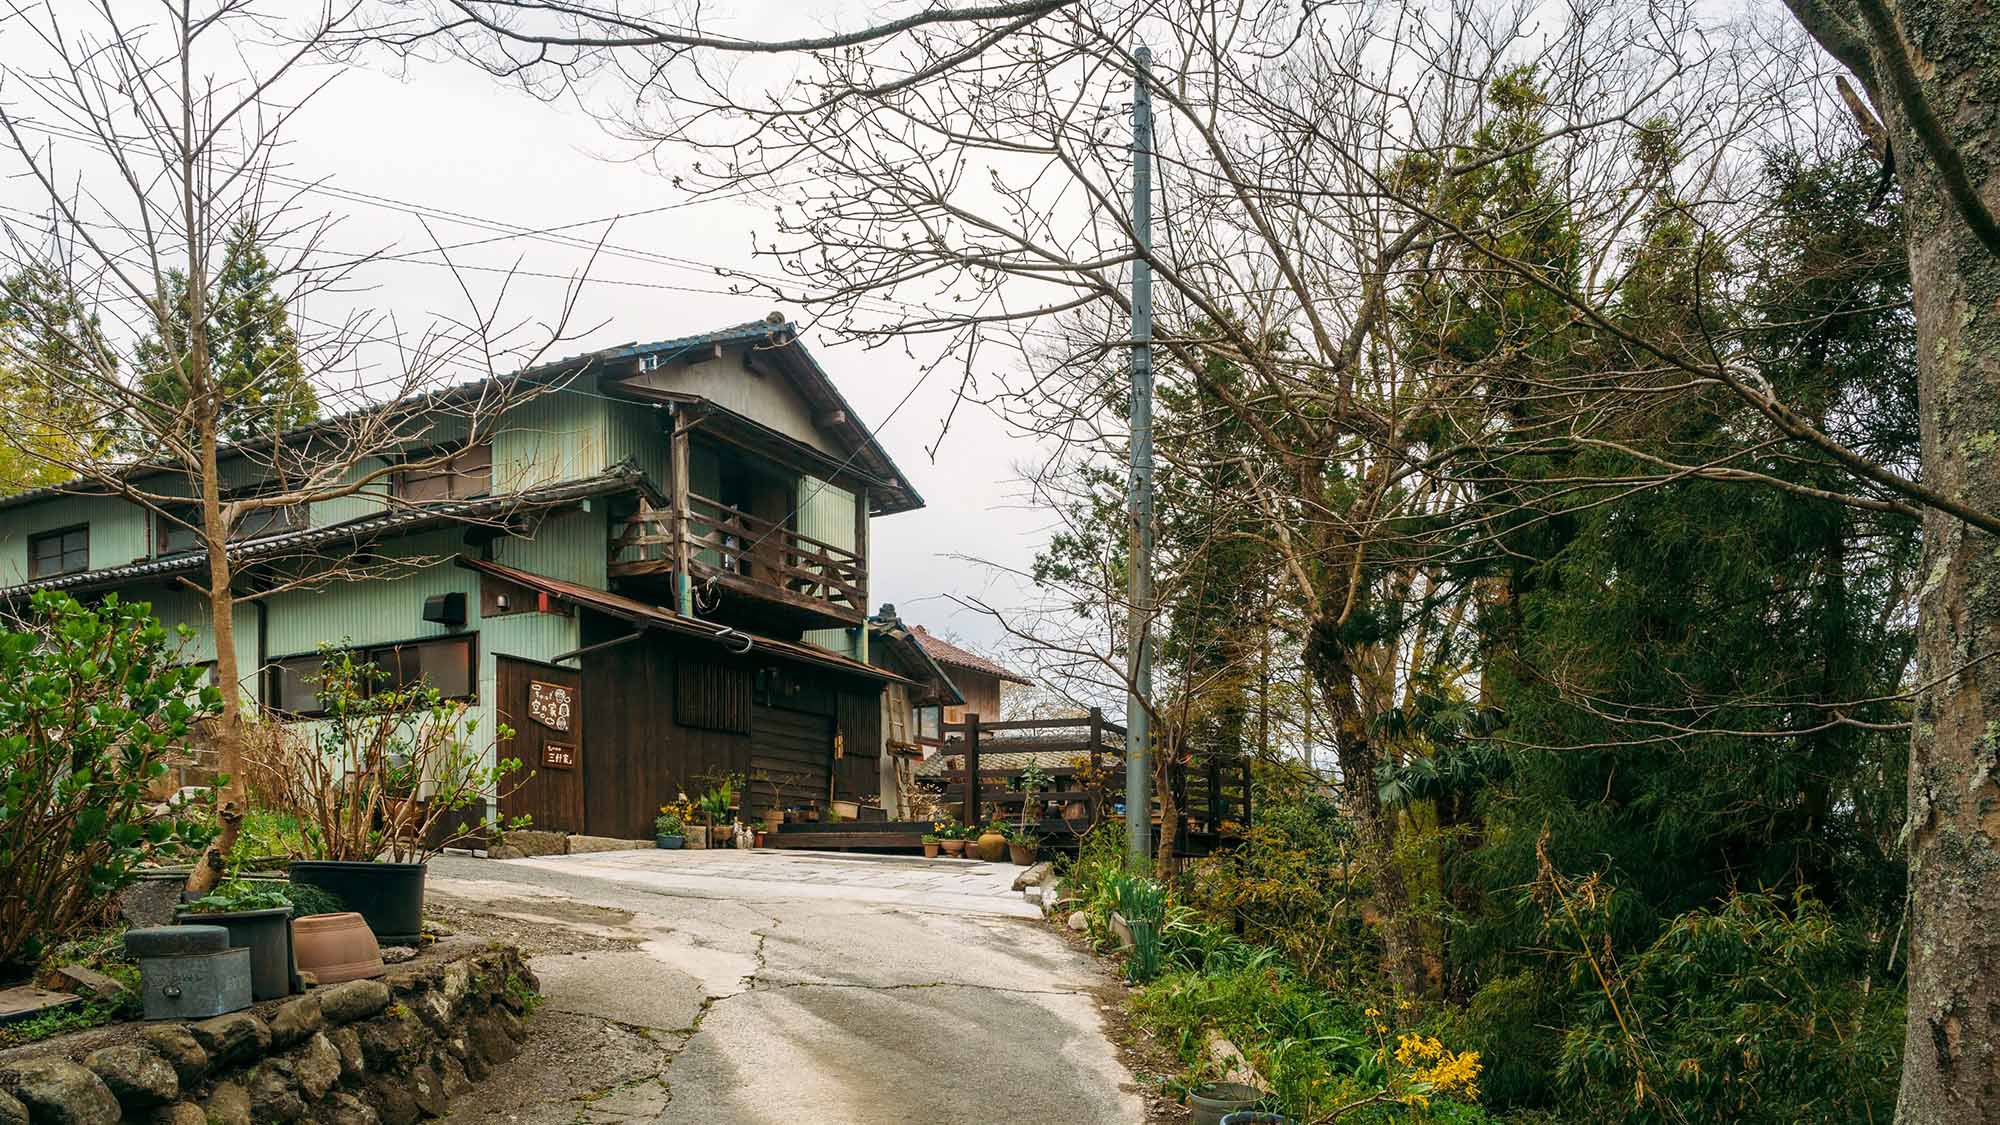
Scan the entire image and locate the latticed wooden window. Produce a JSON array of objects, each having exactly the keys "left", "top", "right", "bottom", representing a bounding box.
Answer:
[{"left": 676, "top": 658, "right": 752, "bottom": 733}]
